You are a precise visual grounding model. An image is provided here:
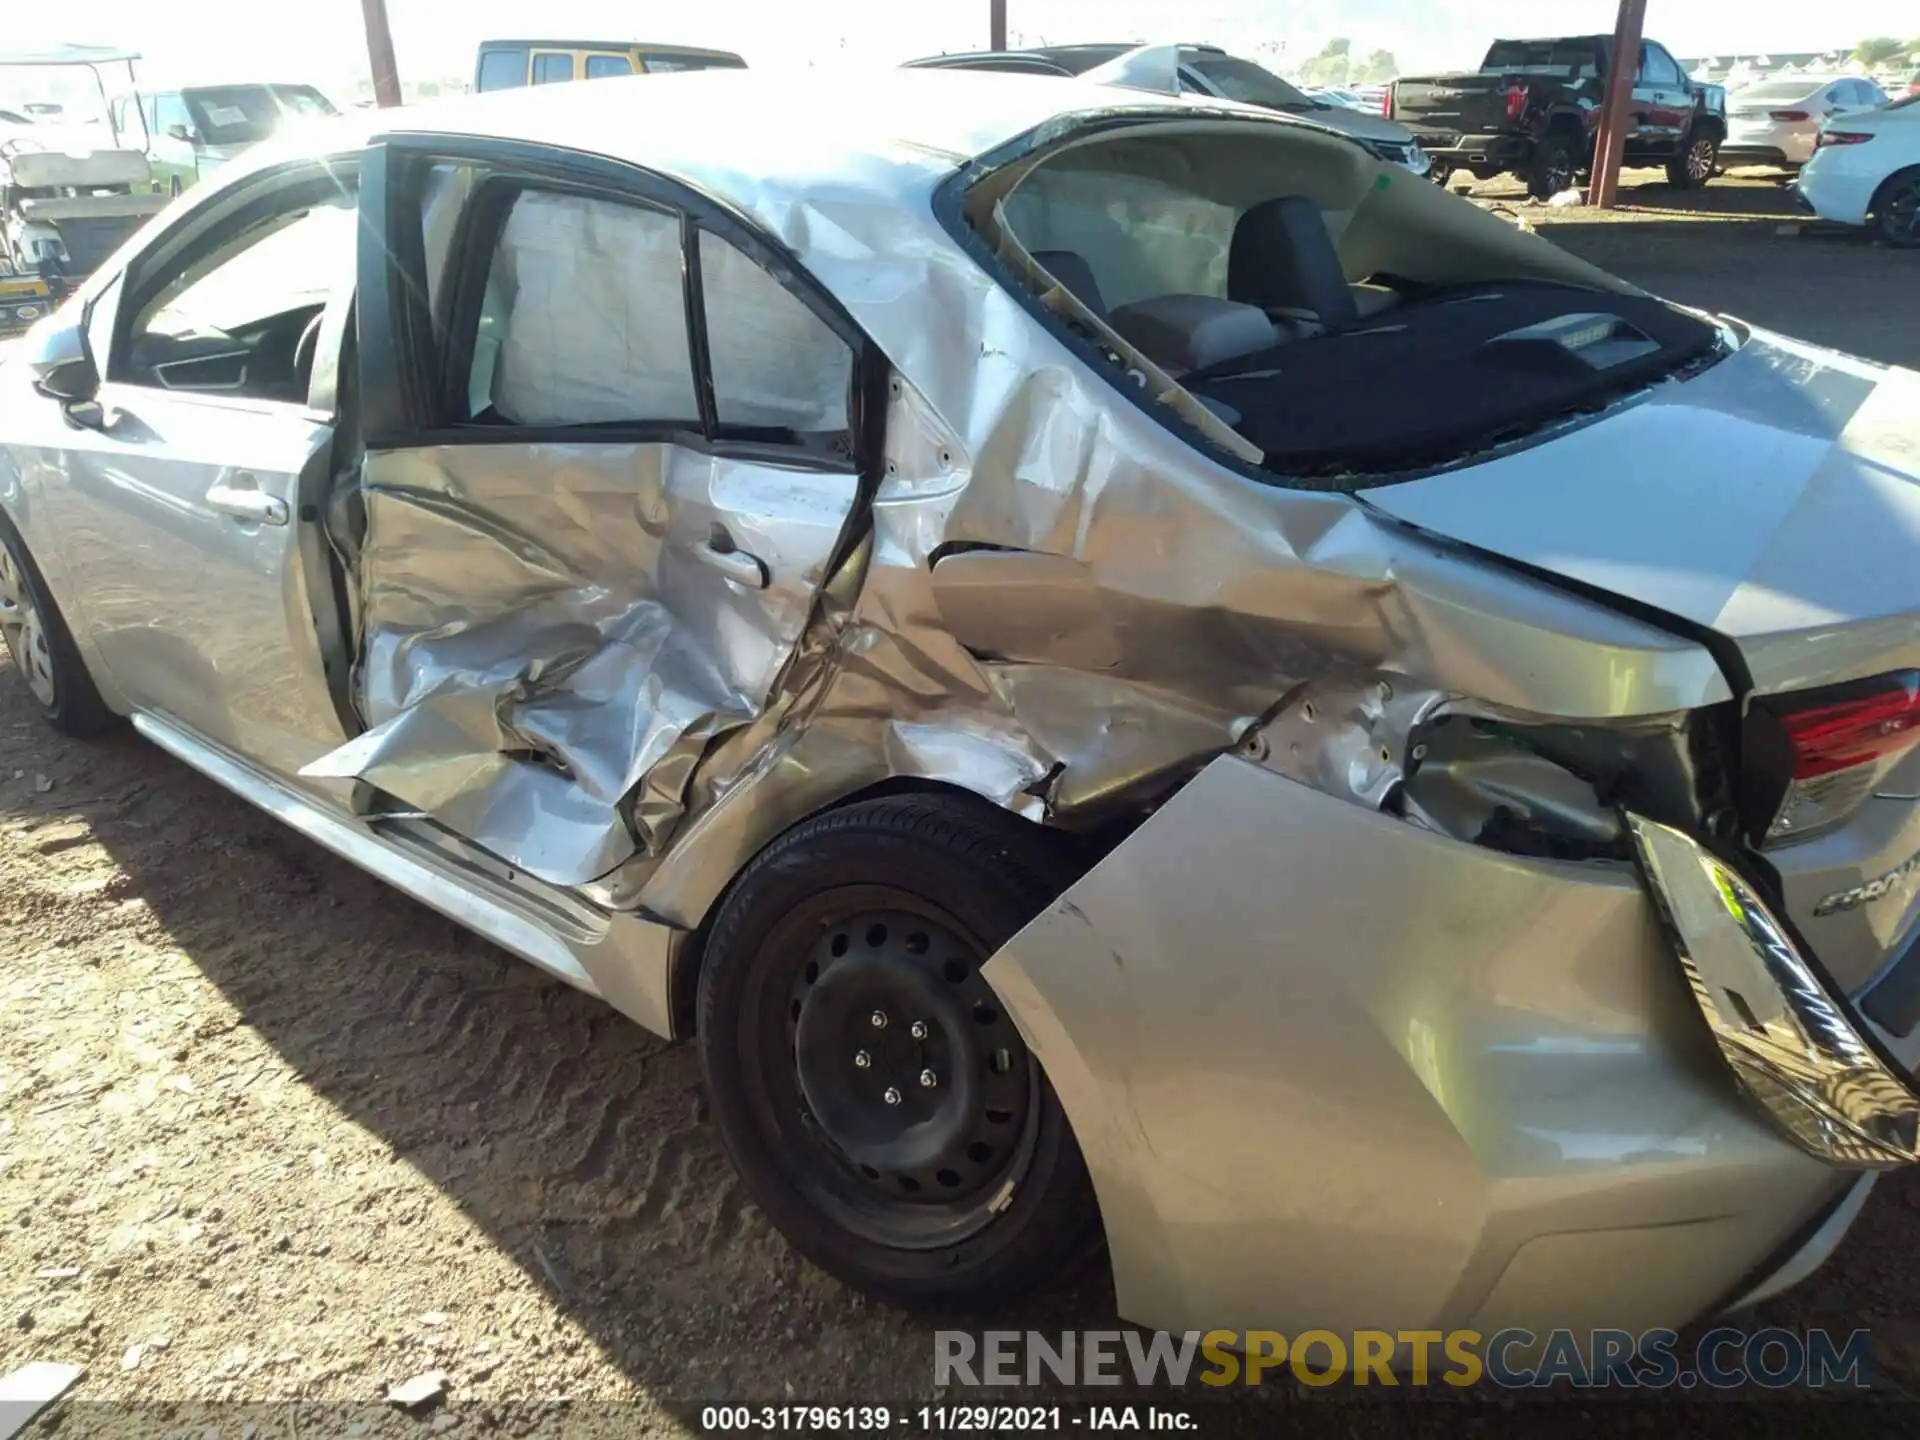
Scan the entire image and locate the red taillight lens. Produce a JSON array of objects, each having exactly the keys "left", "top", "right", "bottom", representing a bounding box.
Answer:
[
  {"left": 1817, "top": 130, "right": 1875, "bottom": 148},
  {"left": 1769, "top": 109, "right": 1811, "bottom": 122},
  {"left": 1763, "top": 672, "right": 1920, "bottom": 844},
  {"left": 1381, "top": 84, "right": 1393, "bottom": 117},
  {"left": 1780, "top": 684, "right": 1920, "bottom": 778},
  {"left": 1504, "top": 83, "right": 1529, "bottom": 122}
]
